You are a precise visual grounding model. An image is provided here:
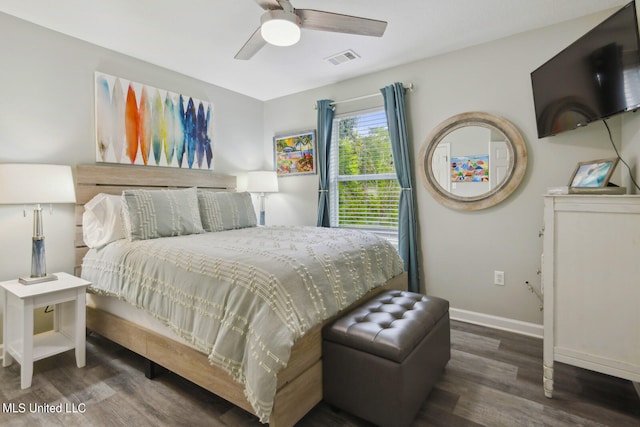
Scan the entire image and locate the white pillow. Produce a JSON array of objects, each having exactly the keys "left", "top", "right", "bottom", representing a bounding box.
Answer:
[{"left": 82, "top": 193, "right": 126, "bottom": 248}]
